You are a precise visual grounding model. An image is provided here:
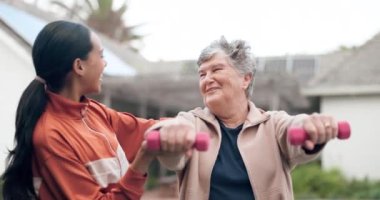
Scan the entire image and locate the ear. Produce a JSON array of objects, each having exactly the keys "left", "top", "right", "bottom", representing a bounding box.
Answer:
[
  {"left": 242, "top": 73, "right": 253, "bottom": 89},
  {"left": 72, "top": 58, "right": 86, "bottom": 76}
]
